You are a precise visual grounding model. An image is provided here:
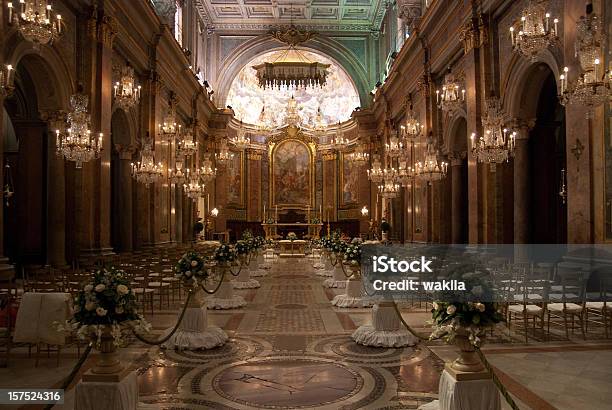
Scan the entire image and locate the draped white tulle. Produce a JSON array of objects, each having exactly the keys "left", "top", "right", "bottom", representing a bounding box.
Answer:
[{"left": 160, "top": 305, "right": 227, "bottom": 351}]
